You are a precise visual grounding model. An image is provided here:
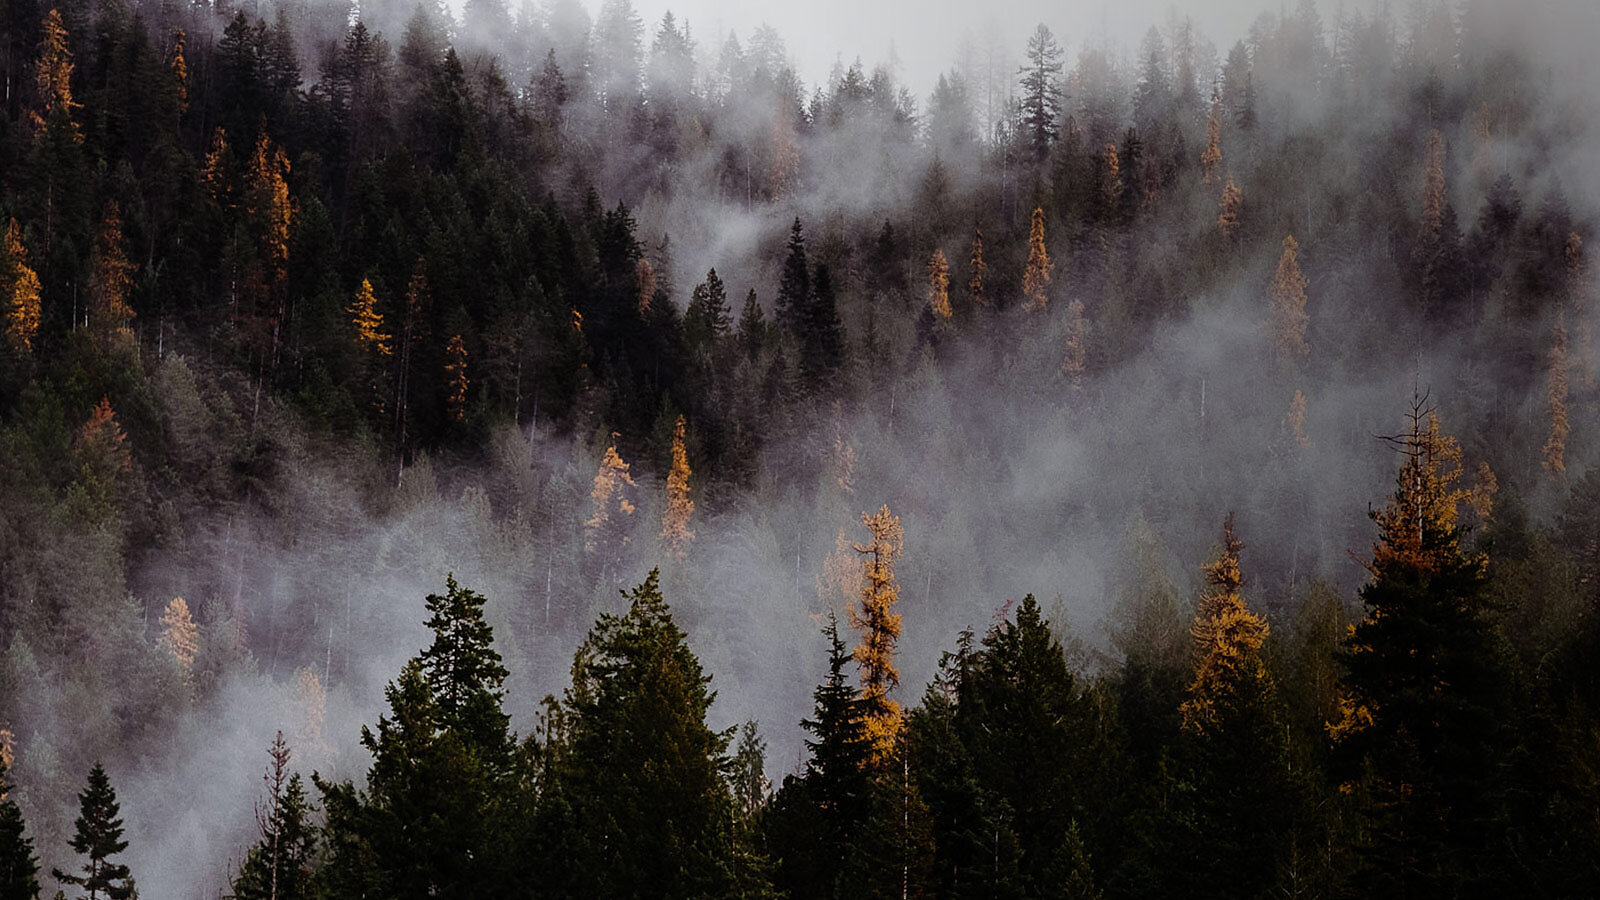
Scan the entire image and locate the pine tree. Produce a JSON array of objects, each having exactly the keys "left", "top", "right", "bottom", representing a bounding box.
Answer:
[
  {"left": 1018, "top": 24, "right": 1064, "bottom": 158},
  {"left": 927, "top": 249, "right": 952, "bottom": 319},
  {"left": 0, "top": 754, "right": 39, "bottom": 900},
  {"left": 444, "top": 334, "right": 469, "bottom": 424},
  {"left": 1099, "top": 144, "right": 1124, "bottom": 223},
  {"left": 851, "top": 505, "right": 904, "bottom": 764},
  {"left": 737, "top": 289, "right": 767, "bottom": 362},
  {"left": 684, "top": 269, "right": 731, "bottom": 349},
  {"left": 53, "top": 765, "right": 133, "bottom": 900},
  {"left": 776, "top": 219, "right": 810, "bottom": 338},
  {"left": 1268, "top": 235, "right": 1310, "bottom": 362},
  {"left": 1333, "top": 401, "right": 1514, "bottom": 894},
  {"left": 1217, "top": 174, "right": 1243, "bottom": 239},
  {"left": 1544, "top": 320, "right": 1569, "bottom": 474},
  {"left": 968, "top": 227, "right": 988, "bottom": 307},
  {"left": 158, "top": 597, "right": 199, "bottom": 677},
  {"left": 661, "top": 415, "right": 694, "bottom": 561},
  {"left": 1022, "top": 207, "right": 1053, "bottom": 312},
  {"left": 0, "top": 222, "right": 41, "bottom": 352}
]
